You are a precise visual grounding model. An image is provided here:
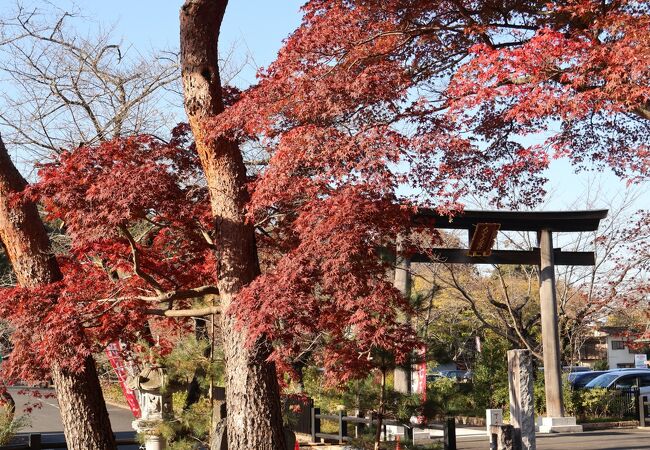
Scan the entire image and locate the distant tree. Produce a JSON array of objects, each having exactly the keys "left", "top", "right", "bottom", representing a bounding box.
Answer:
[{"left": 0, "top": 3, "right": 179, "bottom": 161}]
